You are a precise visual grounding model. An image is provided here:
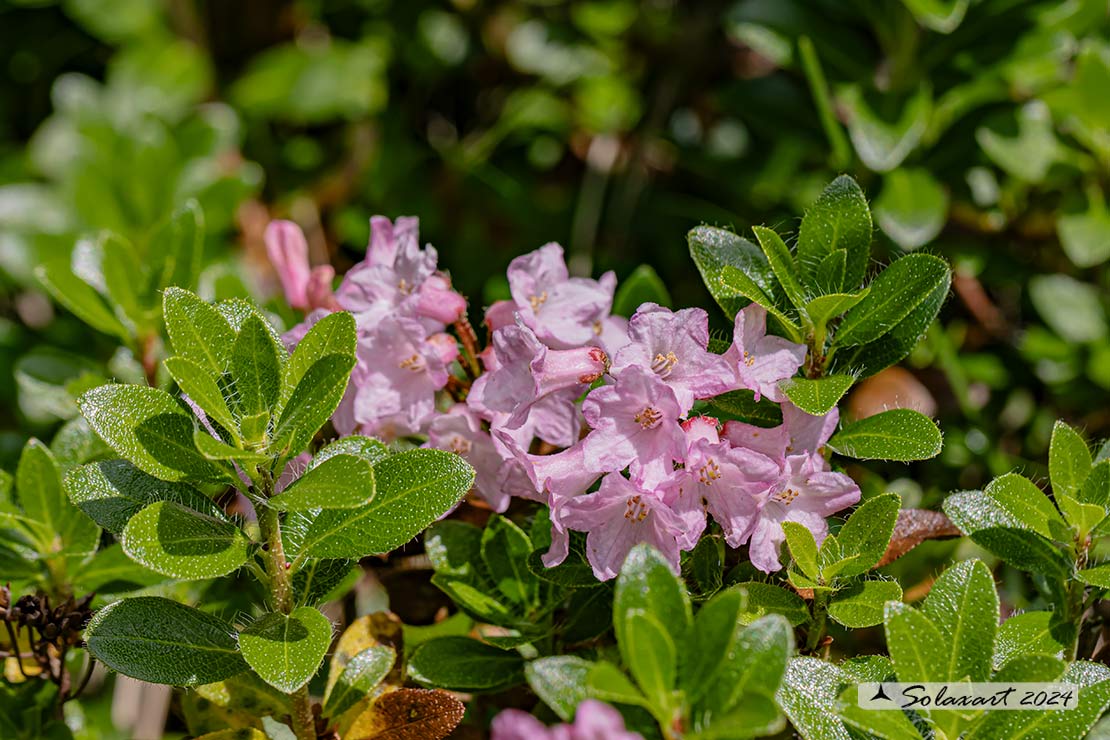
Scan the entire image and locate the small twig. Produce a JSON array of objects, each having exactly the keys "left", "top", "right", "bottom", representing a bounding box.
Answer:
[
  {"left": 65, "top": 656, "right": 96, "bottom": 703},
  {"left": 453, "top": 316, "right": 483, "bottom": 380}
]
